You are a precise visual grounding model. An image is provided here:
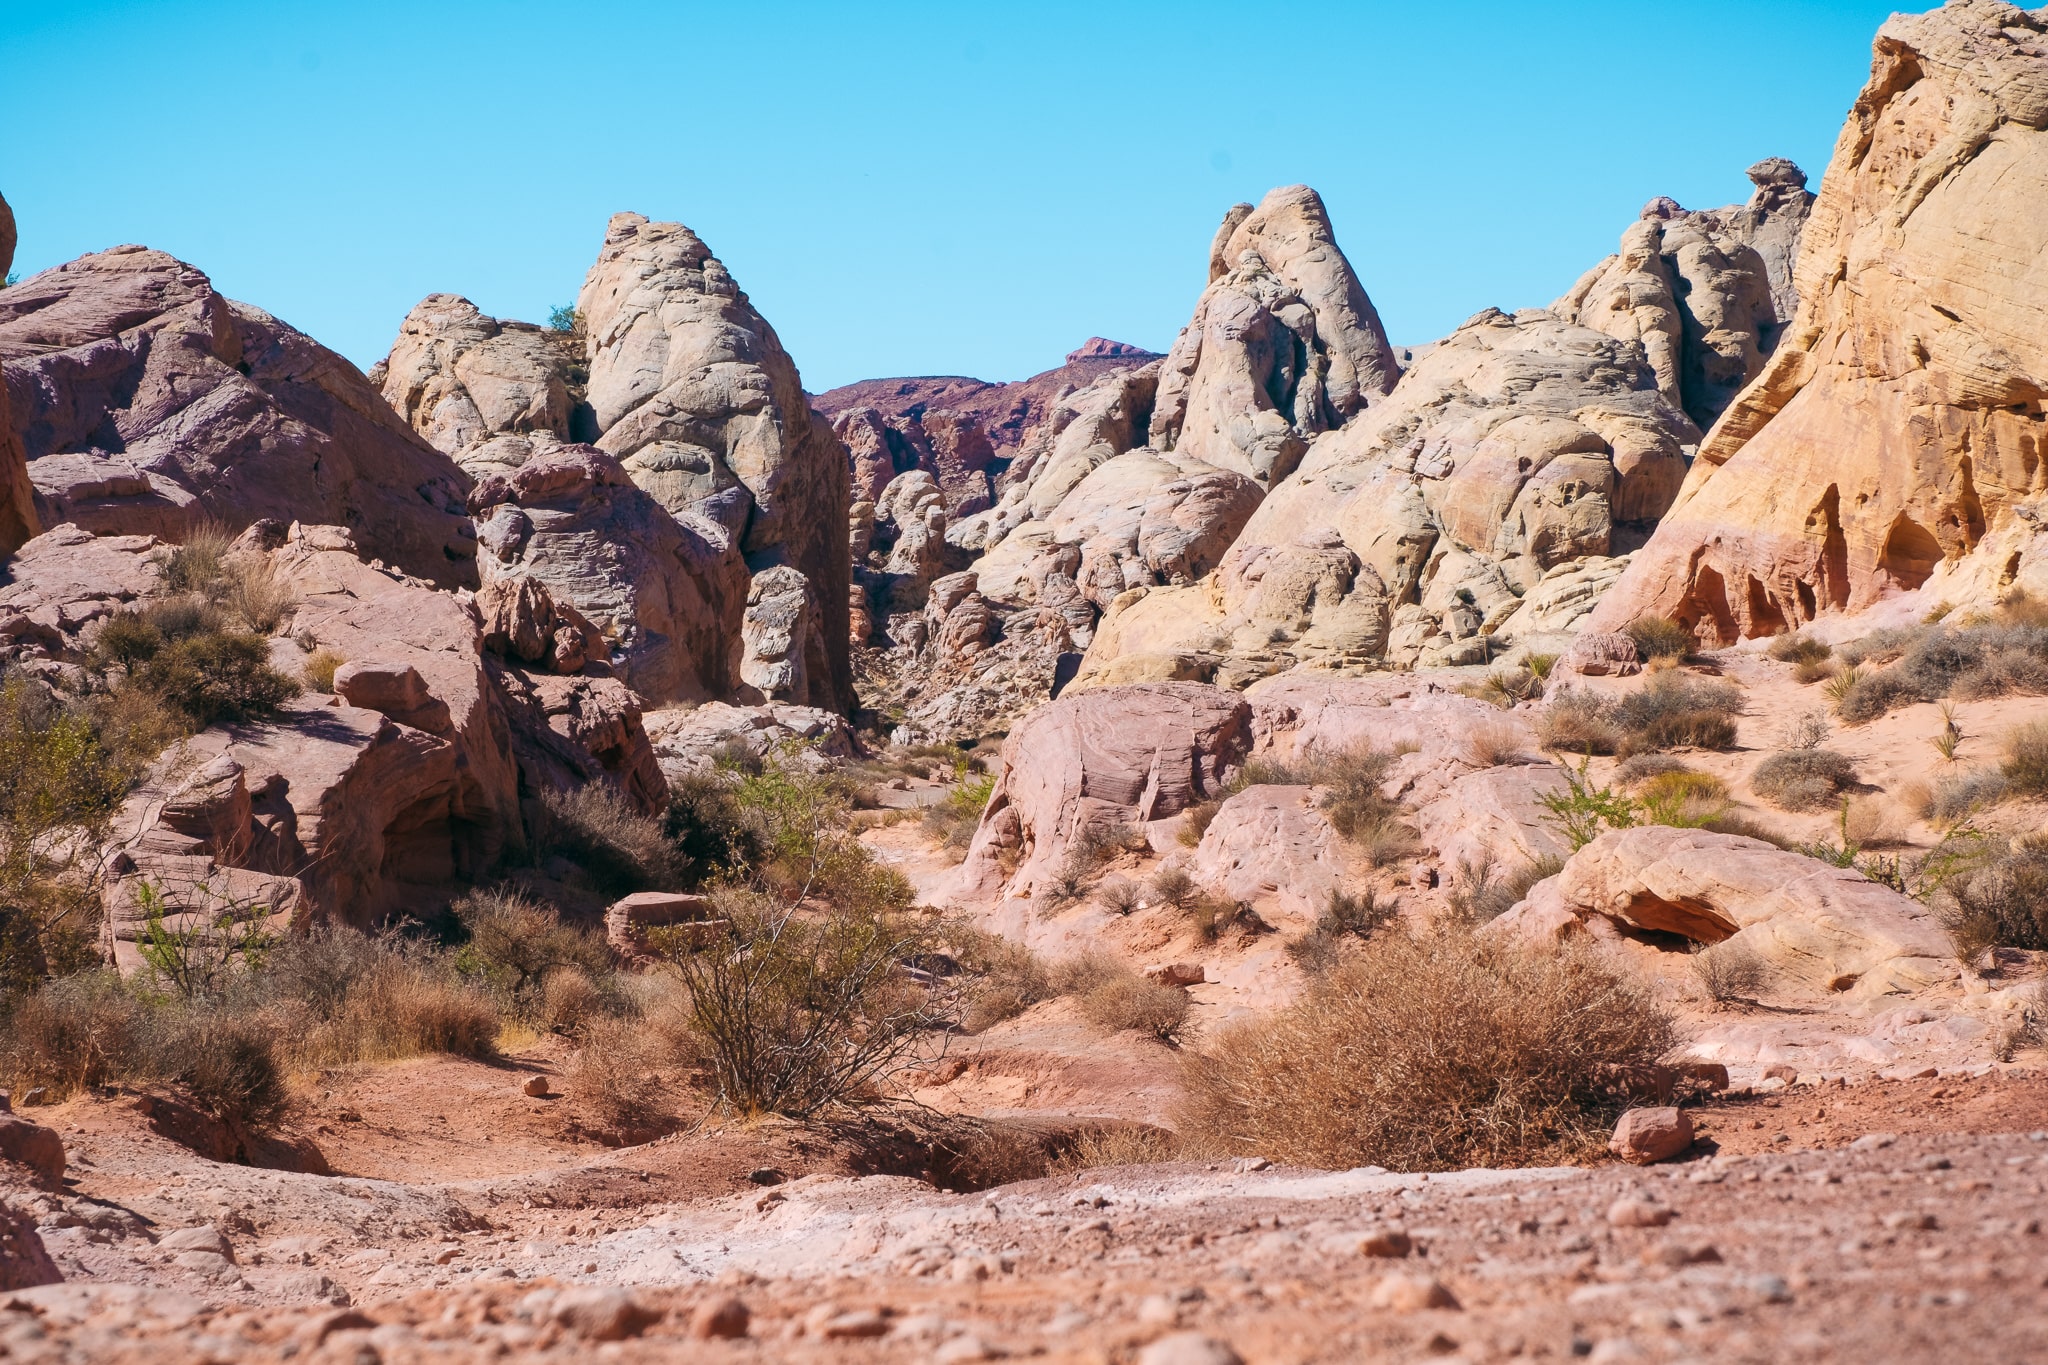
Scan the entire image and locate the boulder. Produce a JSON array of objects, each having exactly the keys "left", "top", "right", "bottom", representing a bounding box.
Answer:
[
  {"left": 959, "top": 682, "right": 1253, "bottom": 897},
  {"left": 1497, "top": 825, "right": 1957, "bottom": 999},
  {"left": 376, "top": 294, "right": 575, "bottom": 454},
  {"left": 738, "top": 566, "right": 832, "bottom": 707},
  {"left": 0, "top": 246, "right": 475, "bottom": 585},
  {"left": 0, "top": 1199, "right": 61, "bottom": 1291},
  {"left": 1609, "top": 1107, "right": 1695, "bottom": 1165},
  {"left": 576, "top": 212, "right": 851, "bottom": 712},
  {"left": 1560, "top": 630, "right": 1642, "bottom": 677},
  {"left": 474, "top": 571, "right": 605, "bottom": 676},
  {"left": 605, "top": 889, "right": 719, "bottom": 959},
  {"left": 493, "top": 668, "right": 668, "bottom": 816},
  {"left": 0, "top": 1114, "right": 65, "bottom": 1182},
  {"left": 0, "top": 523, "right": 162, "bottom": 661},
  {"left": 1188, "top": 785, "right": 1352, "bottom": 921},
  {"left": 642, "top": 700, "right": 853, "bottom": 784},
  {"left": 1150, "top": 186, "right": 1400, "bottom": 487},
  {"left": 1588, "top": 5, "right": 2048, "bottom": 643}
]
